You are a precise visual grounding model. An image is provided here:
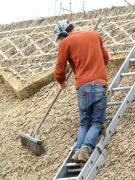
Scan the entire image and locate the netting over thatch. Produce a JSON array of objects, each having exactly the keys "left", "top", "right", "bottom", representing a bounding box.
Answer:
[
  {"left": 0, "top": 5, "right": 135, "bottom": 180},
  {"left": 0, "top": 5, "right": 135, "bottom": 98}
]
